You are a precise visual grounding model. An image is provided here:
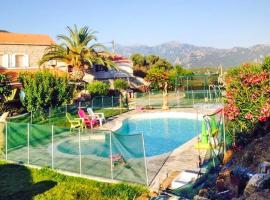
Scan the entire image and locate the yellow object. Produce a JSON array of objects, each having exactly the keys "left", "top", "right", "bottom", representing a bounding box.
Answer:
[
  {"left": 4, "top": 88, "right": 17, "bottom": 101},
  {"left": 195, "top": 142, "right": 211, "bottom": 149}
]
